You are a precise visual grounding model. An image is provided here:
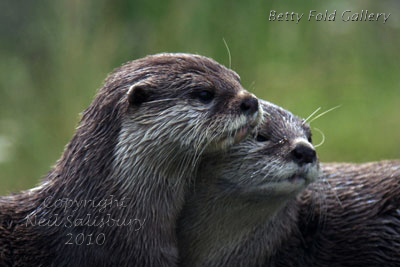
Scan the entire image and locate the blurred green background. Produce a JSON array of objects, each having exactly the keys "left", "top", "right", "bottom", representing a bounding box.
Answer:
[{"left": 0, "top": 0, "right": 399, "bottom": 195}]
